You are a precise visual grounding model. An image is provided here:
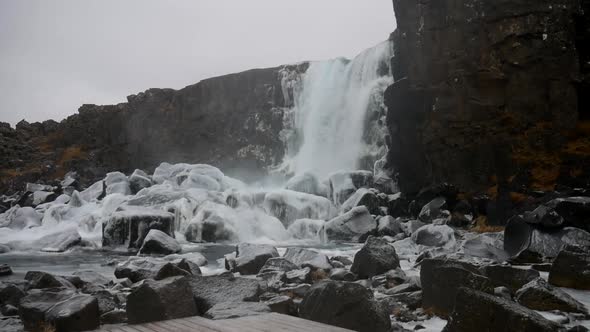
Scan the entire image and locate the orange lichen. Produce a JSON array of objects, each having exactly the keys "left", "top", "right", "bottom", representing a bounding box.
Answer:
[{"left": 509, "top": 191, "right": 528, "bottom": 203}]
